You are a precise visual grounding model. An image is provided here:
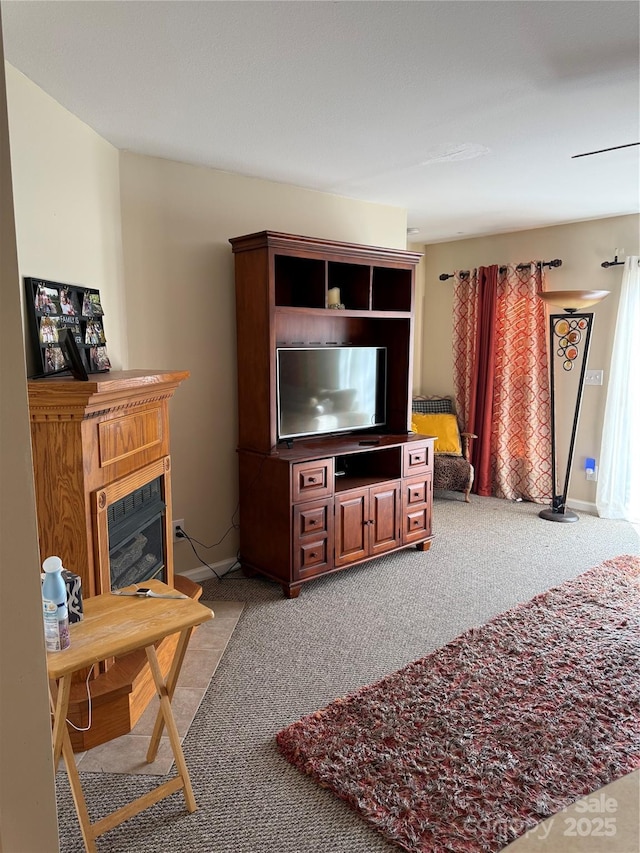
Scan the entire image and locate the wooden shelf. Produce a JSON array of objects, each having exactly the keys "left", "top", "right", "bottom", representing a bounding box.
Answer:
[{"left": 274, "top": 306, "right": 412, "bottom": 319}]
